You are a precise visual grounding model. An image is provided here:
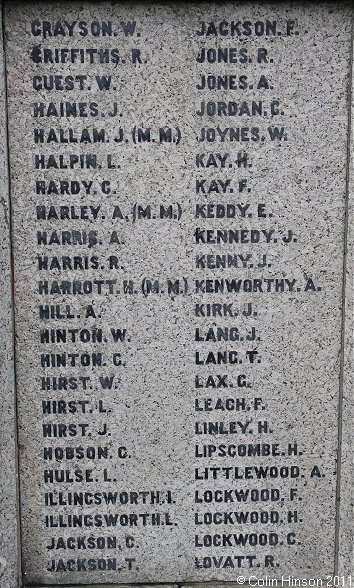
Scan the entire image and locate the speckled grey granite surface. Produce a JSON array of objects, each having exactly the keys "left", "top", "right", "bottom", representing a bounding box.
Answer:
[
  {"left": 1, "top": 1, "right": 353, "bottom": 586},
  {"left": 0, "top": 3, "right": 19, "bottom": 588},
  {"left": 337, "top": 27, "right": 354, "bottom": 581}
]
